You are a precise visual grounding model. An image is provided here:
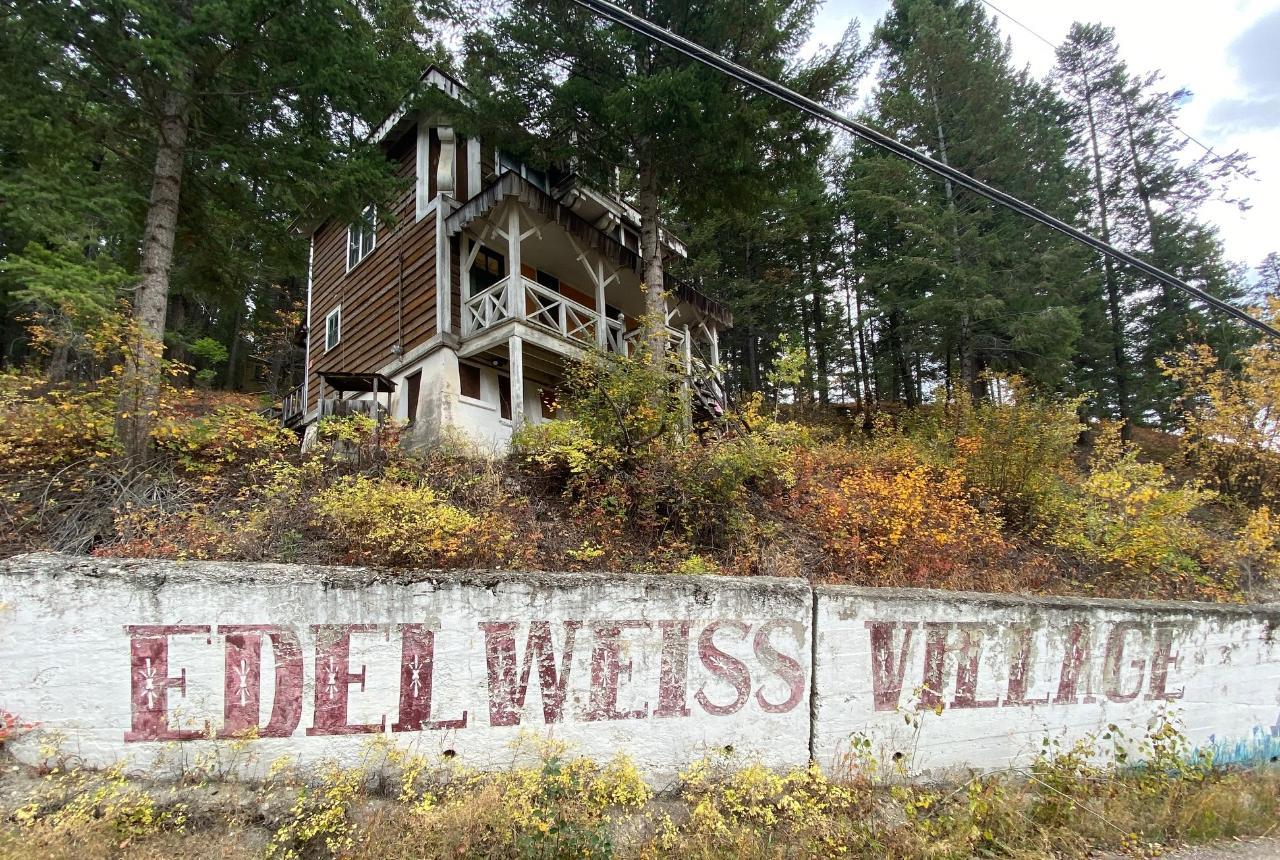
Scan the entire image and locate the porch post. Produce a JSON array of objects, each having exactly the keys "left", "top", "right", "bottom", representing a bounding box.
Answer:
[
  {"left": 509, "top": 334, "right": 525, "bottom": 432},
  {"left": 507, "top": 204, "right": 524, "bottom": 321},
  {"left": 682, "top": 325, "right": 693, "bottom": 376},
  {"left": 460, "top": 234, "right": 471, "bottom": 335},
  {"left": 709, "top": 324, "right": 720, "bottom": 369},
  {"left": 595, "top": 260, "right": 608, "bottom": 349}
]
